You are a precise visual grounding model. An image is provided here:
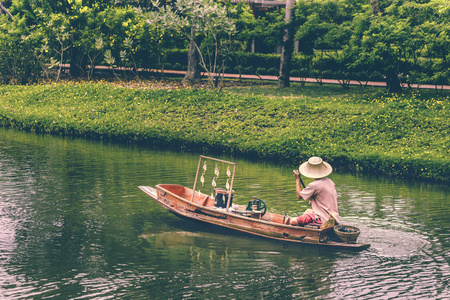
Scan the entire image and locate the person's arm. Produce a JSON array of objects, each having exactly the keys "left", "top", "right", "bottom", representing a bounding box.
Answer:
[{"left": 293, "top": 170, "right": 303, "bottom": 199}]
